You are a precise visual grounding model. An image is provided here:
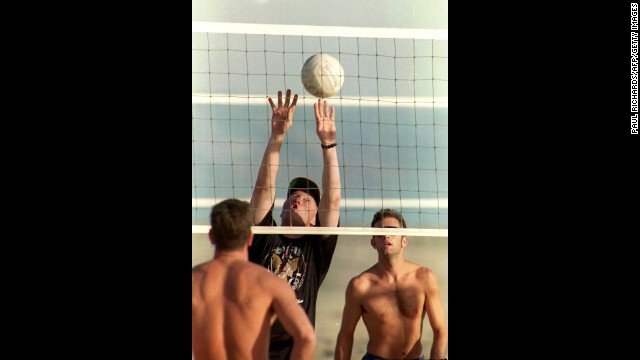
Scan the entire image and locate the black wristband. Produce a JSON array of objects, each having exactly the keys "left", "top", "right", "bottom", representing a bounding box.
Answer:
[{"left": 321, "top": 143, "right": 337, "bottom": 149}]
